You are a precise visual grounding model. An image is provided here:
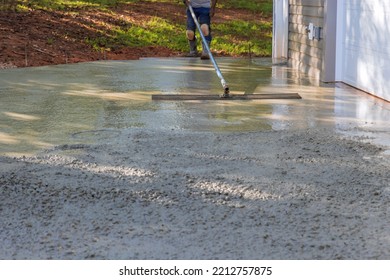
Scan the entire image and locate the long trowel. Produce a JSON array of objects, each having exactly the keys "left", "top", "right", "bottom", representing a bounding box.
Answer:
[{"left": 152, "top": 3, "right": 301, "bottom": 101}]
